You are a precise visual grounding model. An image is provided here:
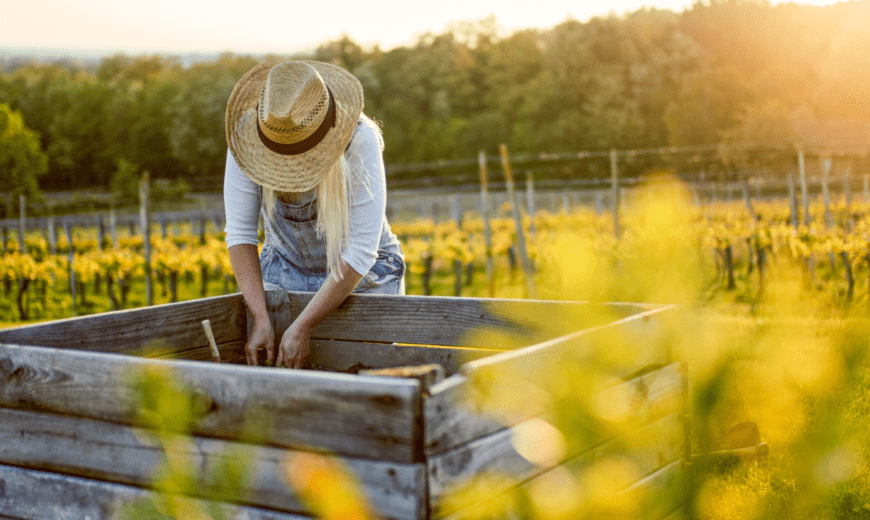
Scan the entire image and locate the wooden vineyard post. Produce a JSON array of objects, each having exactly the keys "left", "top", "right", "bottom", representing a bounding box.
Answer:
[
  {"left": 18, "top": 195, "right": 25, "bottom": 254},
  {"left": 15, "top": 196, "right": 28, "bottom": 320},
  {"left": 212, "top": 213, "right": 222, "bottom": 235},
  {"left": 140, "top": 172, "right": 153, "bottom": 307},
  {"left": 199, "top": 216, "right": 207, "bottom": 245},
  {"left": 743, "top": 179, "right": 765, "bottom": 294},
  {"left": 611, "top": 149, "right": 621, "bottom": 240},
  {"left": 821, "top": 157, "right": 837, "bottom": 271},
  {"left": 526, "top": 170, "right": 535, "bottom": 236},
  {"left": 788, "top": 174, "right": 799, "bottom": 230},
  {"left": 725, "top": 243, "right": 735, "bottom": 290},
  {"left": 199, "top": 216, "right": 208, "bottom": 298},
  {"left": 93, "top": 216, "right": 103, "bottom": 294},
  {"left": 742, "top": 179, "right": 758, "bottom": 281},
  {"left": 110, "top": 208, "right": 118, "bottom": 249},
  {"left": 107, "top": 208, "right": 120, "bottom": 310},
  {"left": 844, "top": 166, "right": 852, "bottom": 212},
  {"left": 843, "top": 166, "right": 855, "bottom": 299},
  {"left": 798, "top": 147, "right": 810, "bottom": 226},
  {"left": 479, "top": 150, "right": 494, "bottom": 298},
  {"left": 451, "top": 194, "right": 462, "bottom": 297},
  {"left": 796, "top": 148, "right": 815, "bottom": 279},
  {"left": 0, "top": 227, "right": 5, "bottom": 297},
  {"left": 820, "top": 157, "right": 852, "bottom": 296},
  {"left": 47, "top": 217, "right": 56, "bottom": 255},
  {"left": 821, "top": 156, "right": 833, "bottom": 229},
  {"left": 691, "top": 185, "right": 701, "bottom": 207},
  {"left": 64, "top": 222, "right": 76, "bottom": 317},
  {"left": 742, "top": 178, "right": 757, "bottom": 225},
  {"left": 97, "top": 216, "right": 106, "bottom": 250},
  {"left": 43, "top": 220, "right": 54, "bottom": 303},
  {"left": 422, "top": 238, "right": 433, "bottom": 297},
  {"left": 499, "top": 144, "right": 535, "bottom": 298}
]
